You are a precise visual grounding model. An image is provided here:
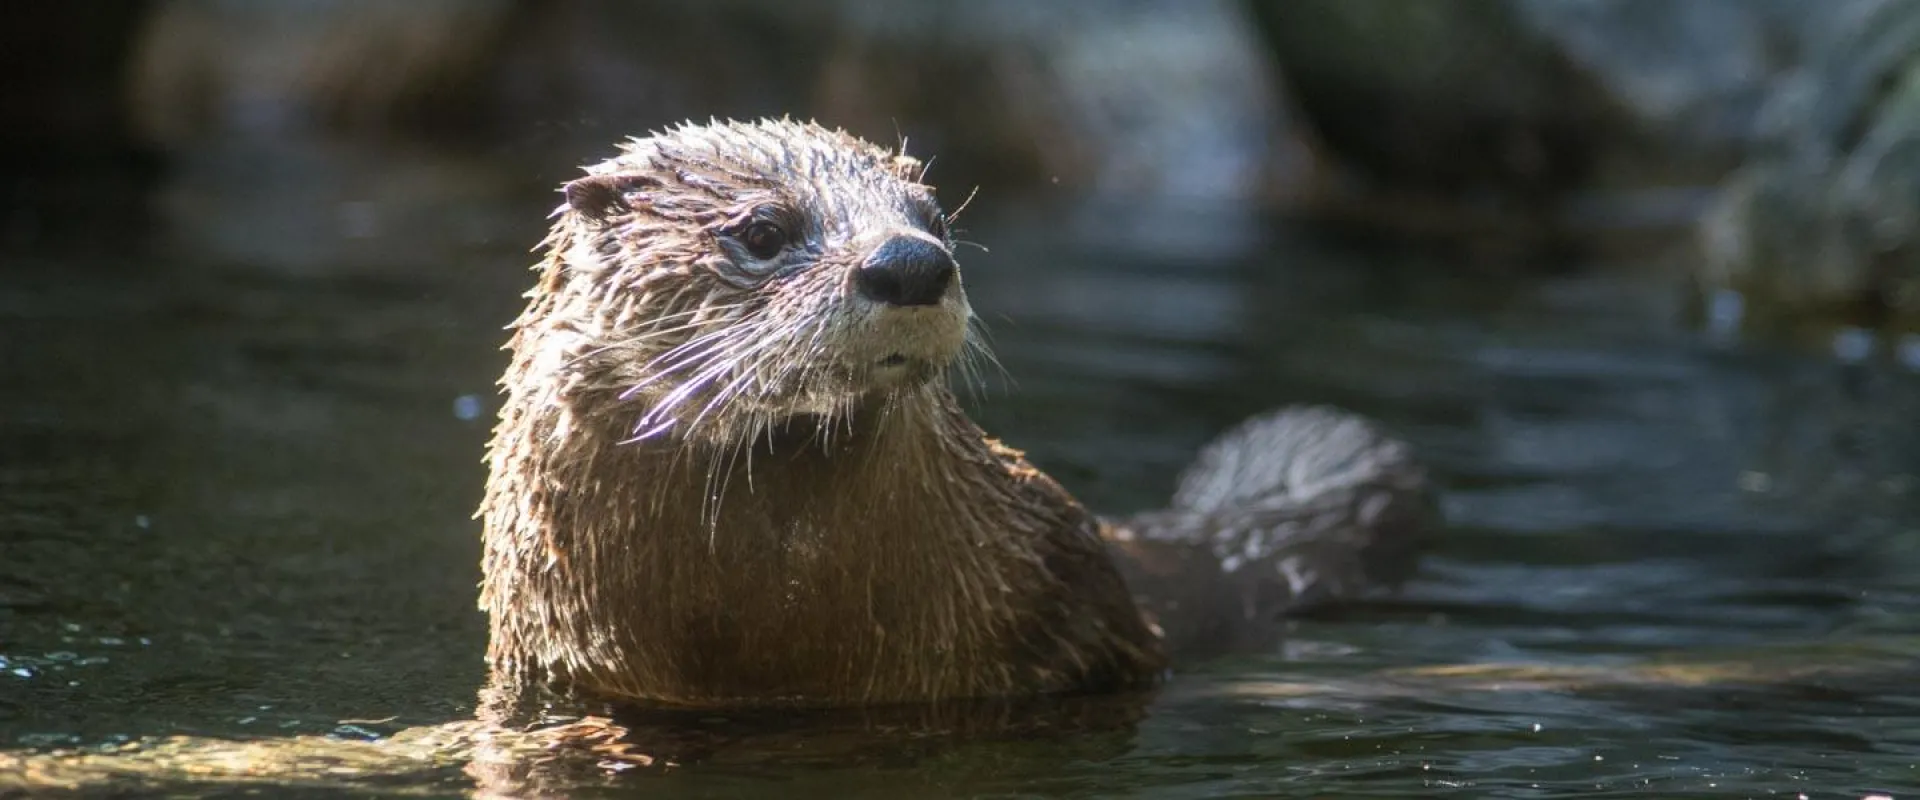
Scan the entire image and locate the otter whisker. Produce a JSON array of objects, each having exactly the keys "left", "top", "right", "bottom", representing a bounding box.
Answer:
[
  {"left": 754, "top": 314, "right": 816, "bottom": 396},
  {"left": 571, "top": 303, "right": 745, "bottom": 361},
  {"left": 630, "top": 356, "right": 742, "bottom": 436},
  {"left": 780, "top": 306, "right": 835, "bottom": 405},
  {"left": 617, "top": 320, "right": 760, "bottom": 402},
  {"left": 684, "top": 312, "right": 826, "bottom": 529},
  {"left": 732, "top": 317, "right": 826, "bottom": 439},
  {"left": 944, "top": 185, "right": 980, "bottom": 227},
  {"left": 616, "top": 345, "right": 721, "bottom": 404},
  {"left": 634, "top": 326, "right": 739, "bottom": 376},
  {"left": 863, "top": 387, "right": 912, "bottom": 464},
  {"left": 634, "top": 334, "right": 764, "bottom": 435},
  {"left": 701, "top": 433, "right": 753, "bottom": 541},
  {"left": 660, "top": 316, "right": 802, "bottom": 440},
  {"left": 698, "top": 318, "right": 794, "bottom": 407},
  {"left": 953, "top": 328, "right": 989, "bottom": 403},
  {"left": 620, "top": 417, "right": 679, "bottom": 444},
  {"left": 639, "top": 325, "right": 742, "bottom": 374},
  {"left": 574, "top": 313, "right": 738, "bottom": 371},
  {"left": 965, "top": 315, "right": 1012, "bottom": 386},
  {"left": 779, "top": 309, "right": 845, "bottom": 446},
  {"left": 946, "top": 315, "right": 1002, "bottom": 404}
]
